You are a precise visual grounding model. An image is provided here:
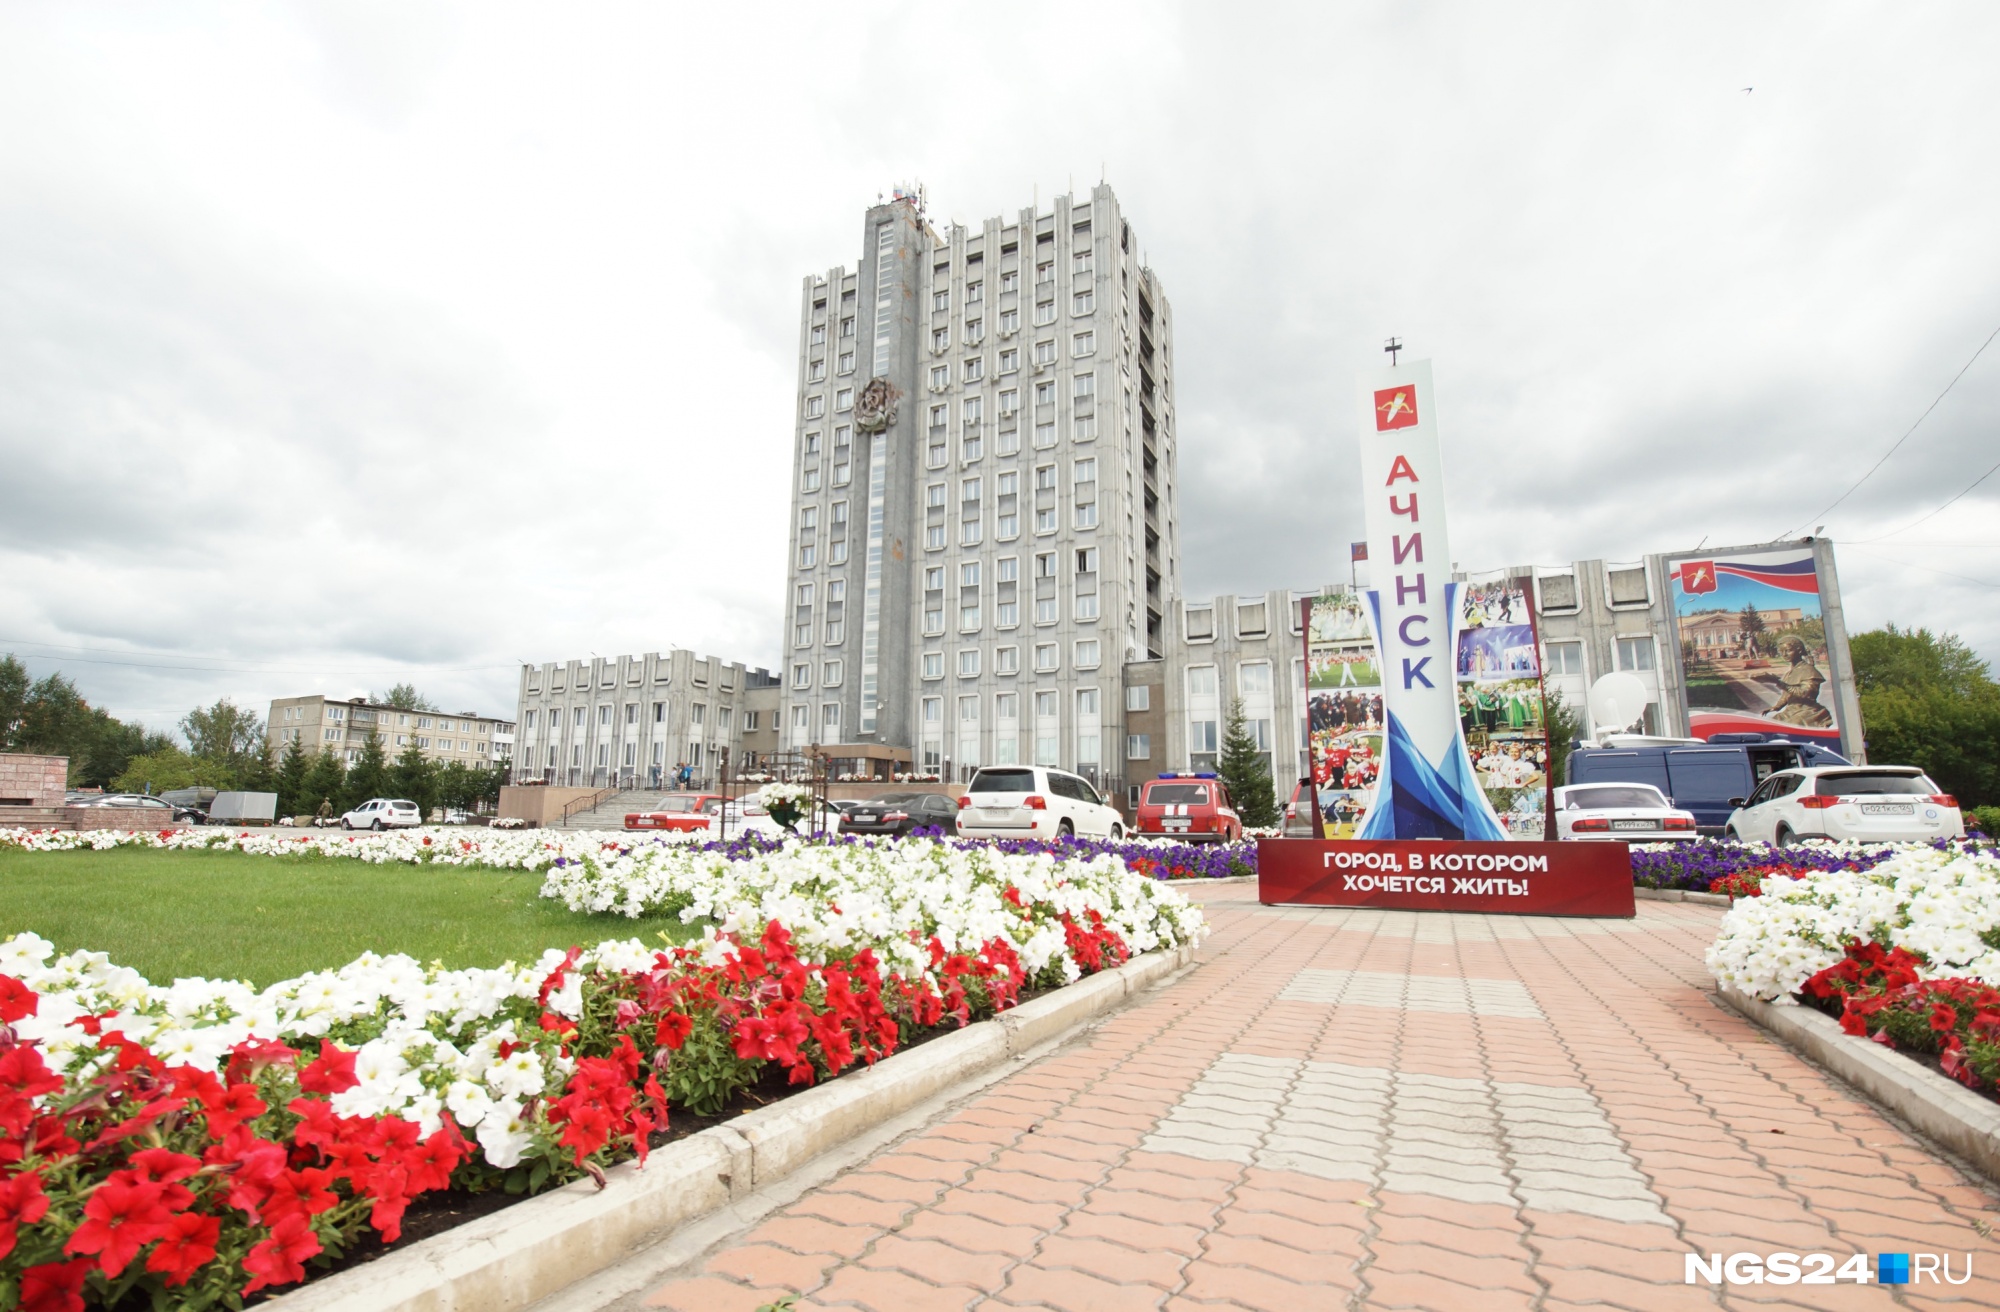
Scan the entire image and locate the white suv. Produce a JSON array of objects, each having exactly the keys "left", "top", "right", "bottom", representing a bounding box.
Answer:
[
  {"left": 1723, "top": 766, "right": 1964, "bottom": 846},
  {"left": 340, "top": 798, "right": 424, "bottom": 831},
  {"left": 955, "top": 766, "right": 1125, "bottom": 841}
]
